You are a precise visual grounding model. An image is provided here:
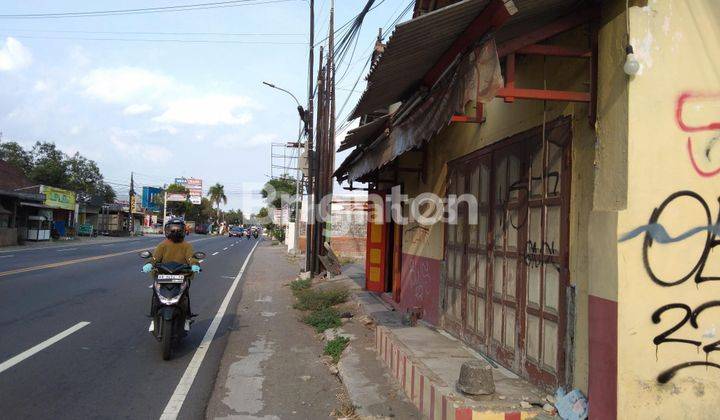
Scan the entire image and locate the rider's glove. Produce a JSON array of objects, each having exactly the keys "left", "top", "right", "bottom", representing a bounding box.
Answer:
[
  {"left": 142, "top": 263, "right": 153, "bottom": 273},
  {"left": 191, "top": 264, "right": 201, "bottom": 273}
]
